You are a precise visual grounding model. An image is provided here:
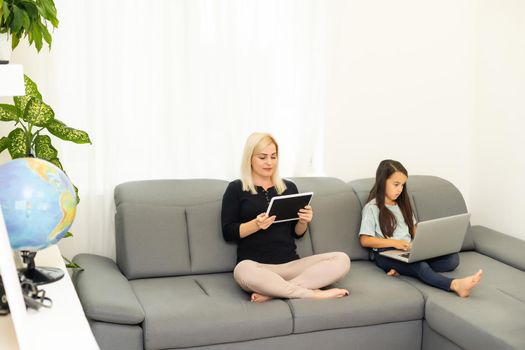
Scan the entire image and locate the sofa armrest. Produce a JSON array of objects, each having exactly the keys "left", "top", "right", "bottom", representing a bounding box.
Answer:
[
  {"left": 471, "top": 225, "right": 525, "bottom": 271},
  {"left": 72, "top": 253, "right": 145, "bottom": 324}
]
